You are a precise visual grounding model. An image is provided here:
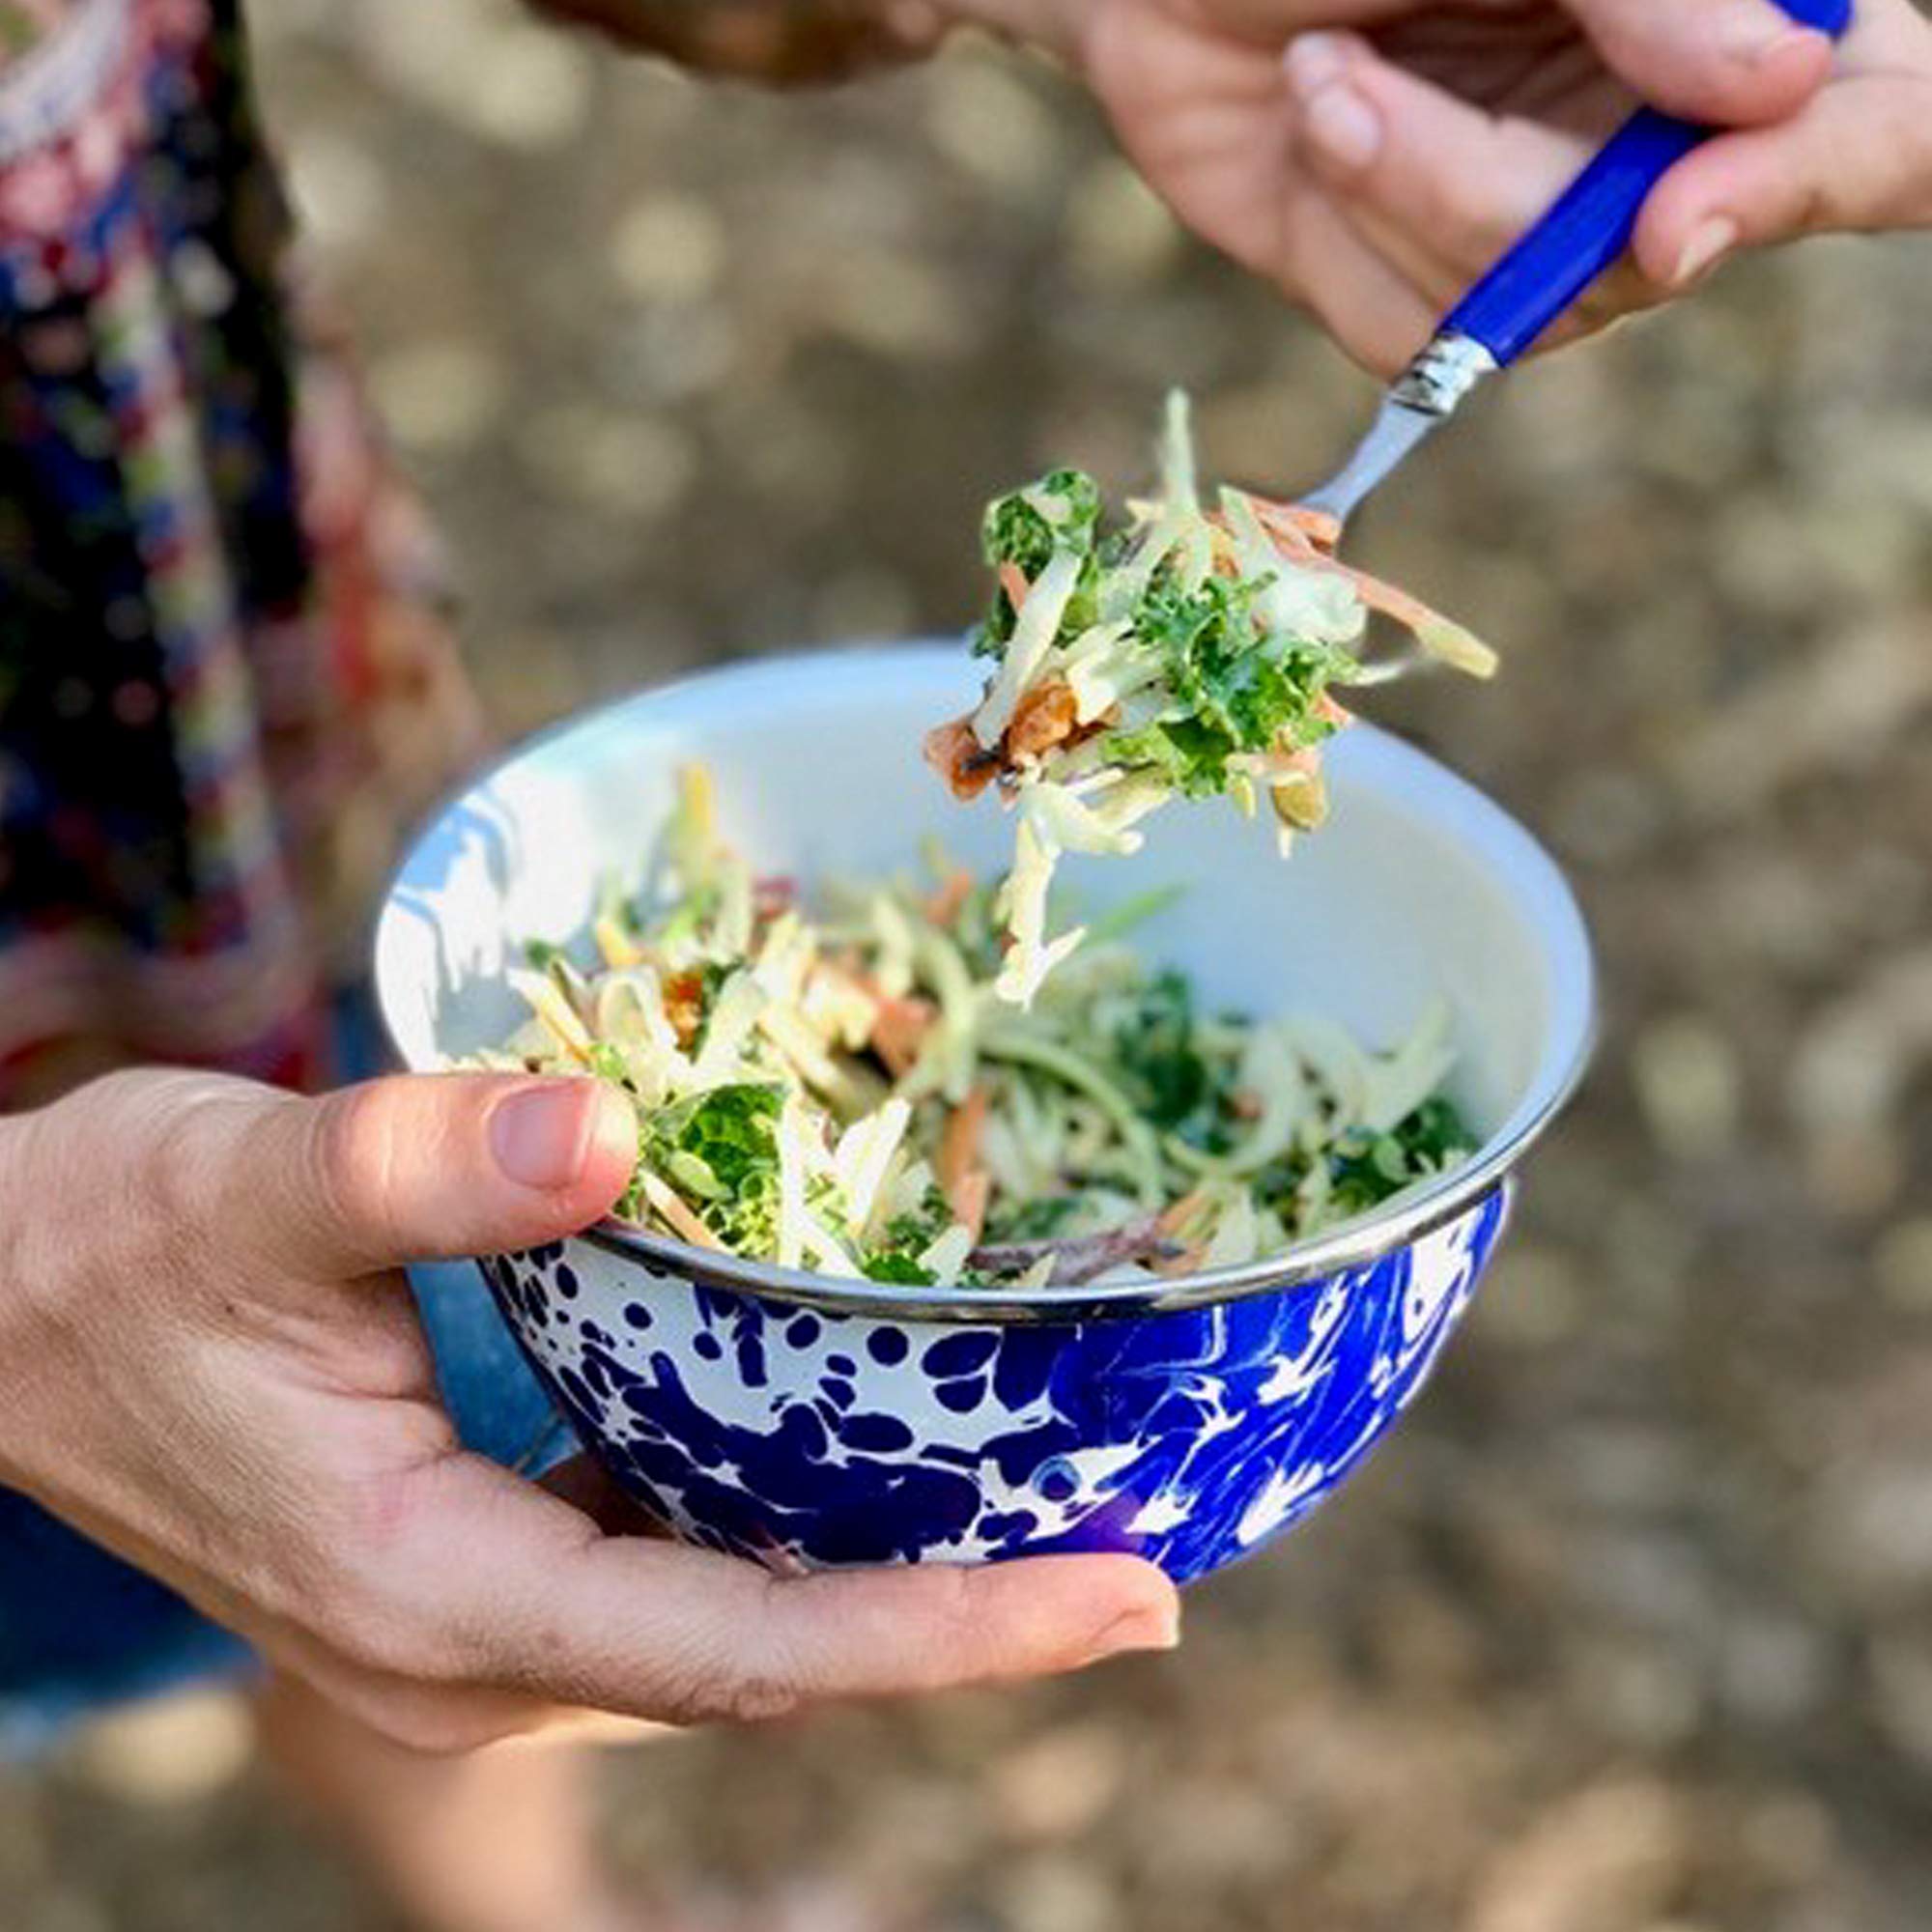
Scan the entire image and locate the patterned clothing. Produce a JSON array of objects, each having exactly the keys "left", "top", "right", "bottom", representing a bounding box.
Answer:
[
  {"left": 0, "top": 0, "right": 526, "bottom": 1742},
  {"left": 0, "top": 0, "right": 483, "bottom": 1101}
]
